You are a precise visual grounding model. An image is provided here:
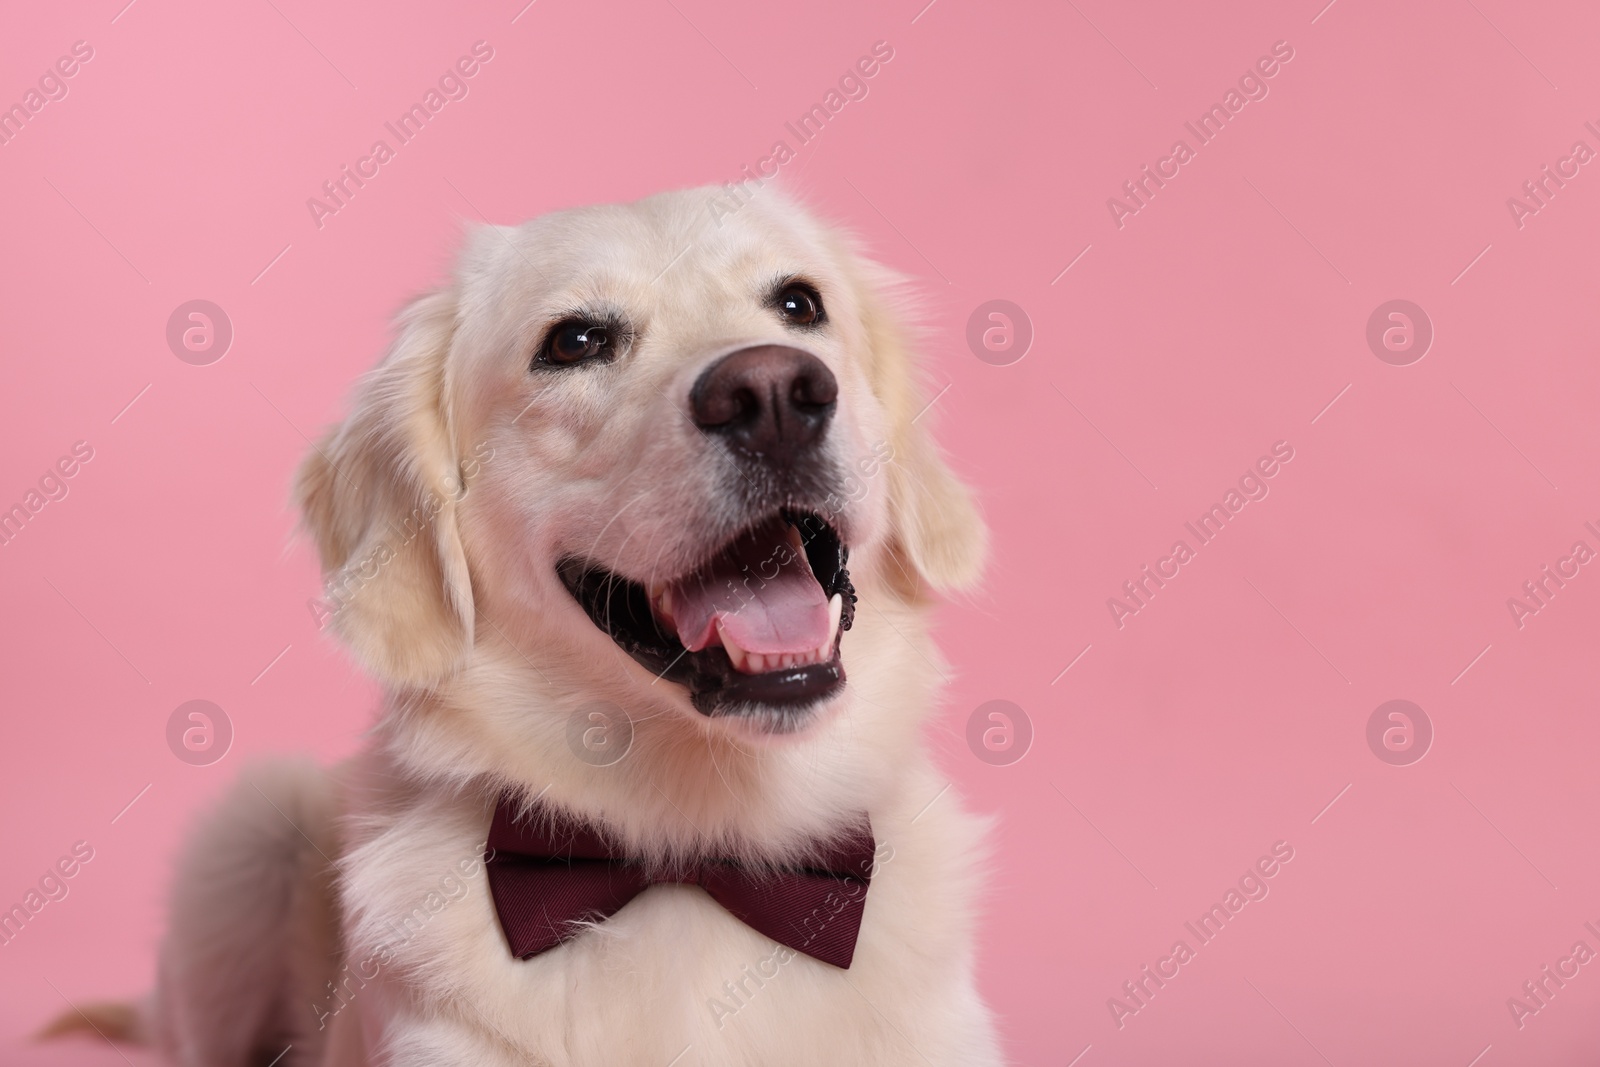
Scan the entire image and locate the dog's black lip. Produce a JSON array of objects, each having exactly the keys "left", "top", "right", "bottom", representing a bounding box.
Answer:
[{"left": 557, "top": 510, "right": 856, "bottom": 720}]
